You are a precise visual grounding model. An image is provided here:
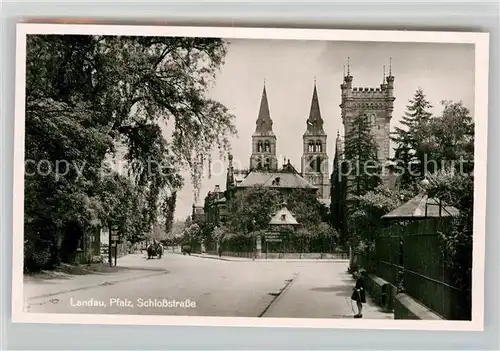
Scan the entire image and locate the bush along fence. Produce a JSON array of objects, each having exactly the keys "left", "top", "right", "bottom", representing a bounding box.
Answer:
[{"left": 358, "top": 217, "right": 472, "bottom": 320}]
